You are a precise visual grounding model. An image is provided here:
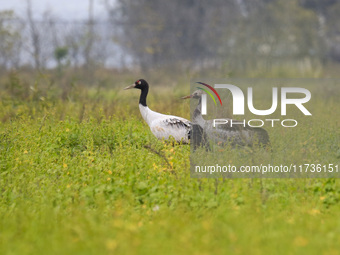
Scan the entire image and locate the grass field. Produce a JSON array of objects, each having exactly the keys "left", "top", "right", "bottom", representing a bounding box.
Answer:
[{"left": 0, "top": 72, "right": 340, "bottom": 254}]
